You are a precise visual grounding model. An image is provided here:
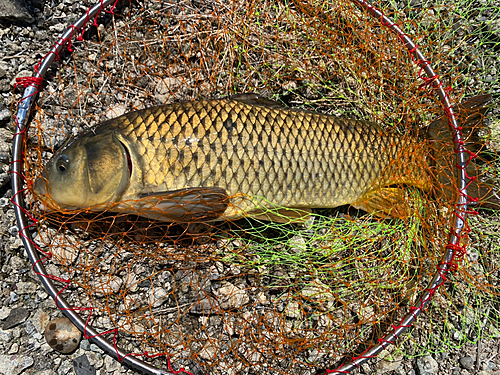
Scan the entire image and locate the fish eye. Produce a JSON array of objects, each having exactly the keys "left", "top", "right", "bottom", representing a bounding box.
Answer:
[{"left": 56, "top": 154, "right": 70, "bottom": 173}]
